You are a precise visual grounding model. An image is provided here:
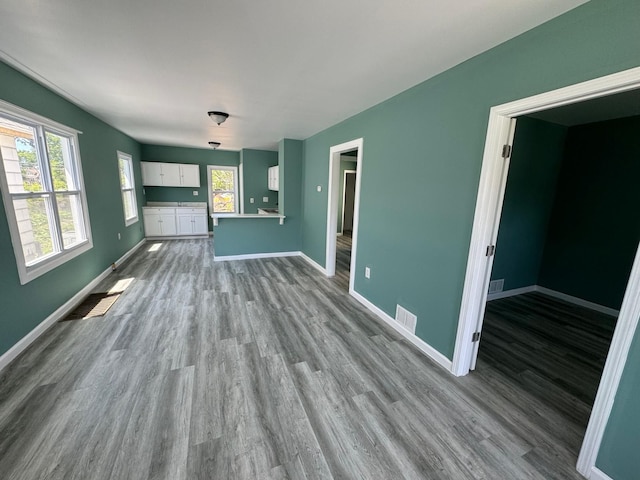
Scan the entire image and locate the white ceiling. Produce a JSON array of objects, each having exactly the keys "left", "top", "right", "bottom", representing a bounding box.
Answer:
[{"left": 0, "top": 0, "right": 587, "bottom": 151}]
